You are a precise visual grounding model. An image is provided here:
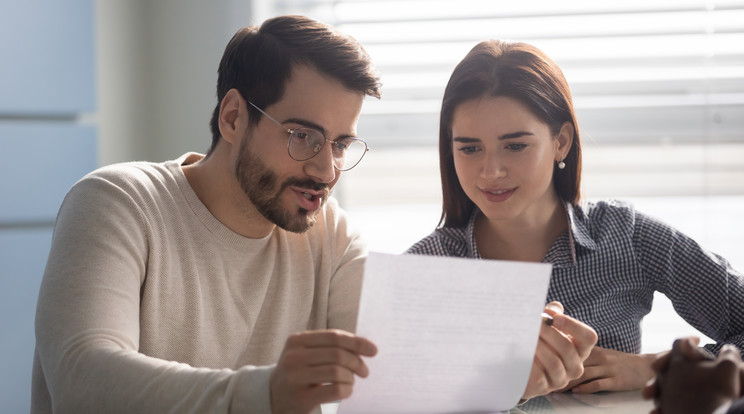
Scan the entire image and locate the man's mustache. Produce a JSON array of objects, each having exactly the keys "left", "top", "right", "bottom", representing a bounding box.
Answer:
[{"left": 282, "top": 178, "right": 330, "bottom": 195}]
